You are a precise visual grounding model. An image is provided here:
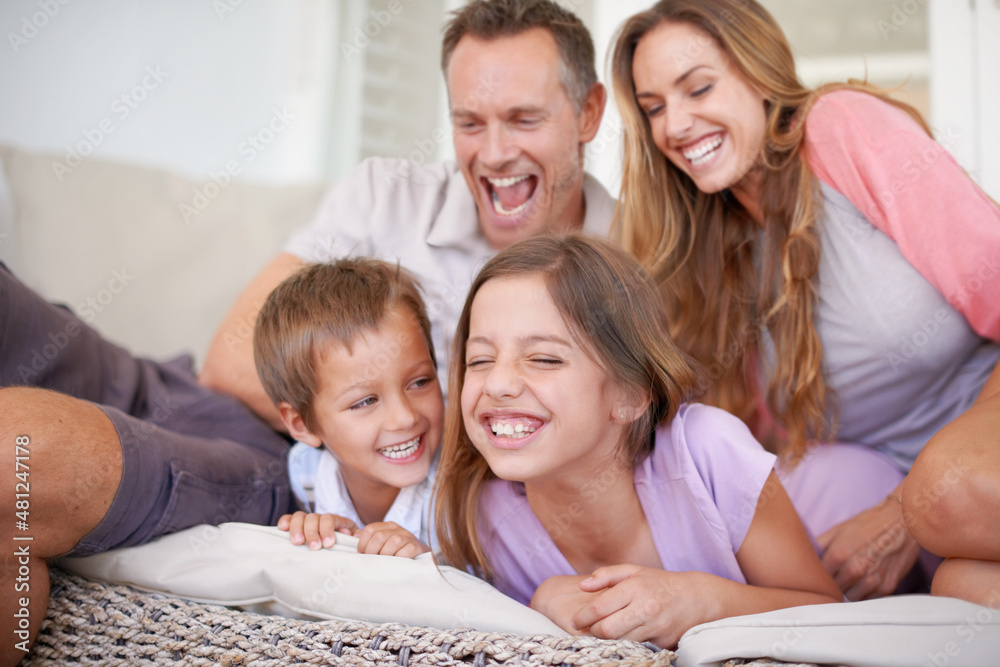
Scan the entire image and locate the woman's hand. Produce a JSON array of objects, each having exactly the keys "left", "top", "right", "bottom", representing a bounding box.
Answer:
[
  {"left": 817, "top": 495, "right": 921, "bottom": 600},
  {"left": 354, "top": 522, "right": 430, "bottom": 558},
  {"left": 278, "top": 511, "right": 357, "bottom": 549},
  {"left": 571, "top": 565, "right": 719, "bottom": 649}
]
